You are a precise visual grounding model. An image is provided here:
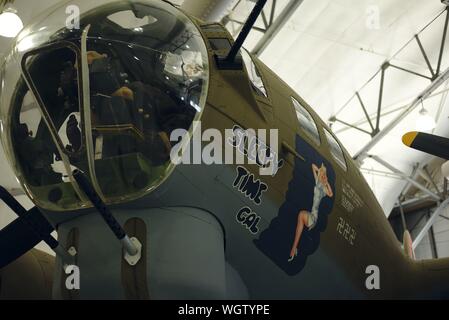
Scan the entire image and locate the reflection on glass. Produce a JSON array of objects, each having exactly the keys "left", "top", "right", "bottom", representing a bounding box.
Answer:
[
  {"left": 24, "top": 46, "right": 84, "bottom": 155},
  {"left": 84, "top": 31, "right": 207, "bottom": 200},
  {"left": 76, "top": 1, "right": 210, "bottom": 202},
  {"left": 291, "top": 97, "right": 321, "bottom": 146},
  {"left": 6, "top": 0, "right": 210, "bottom": 211},
  {"left": 11, "top": 76, "right": 82, "bottom": 210},
  {"left": 241, "top": 48, "right": 267, "bottom": 98},
  {"left": 324, "top": 129, "right": 347, "bottom": 171}
]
